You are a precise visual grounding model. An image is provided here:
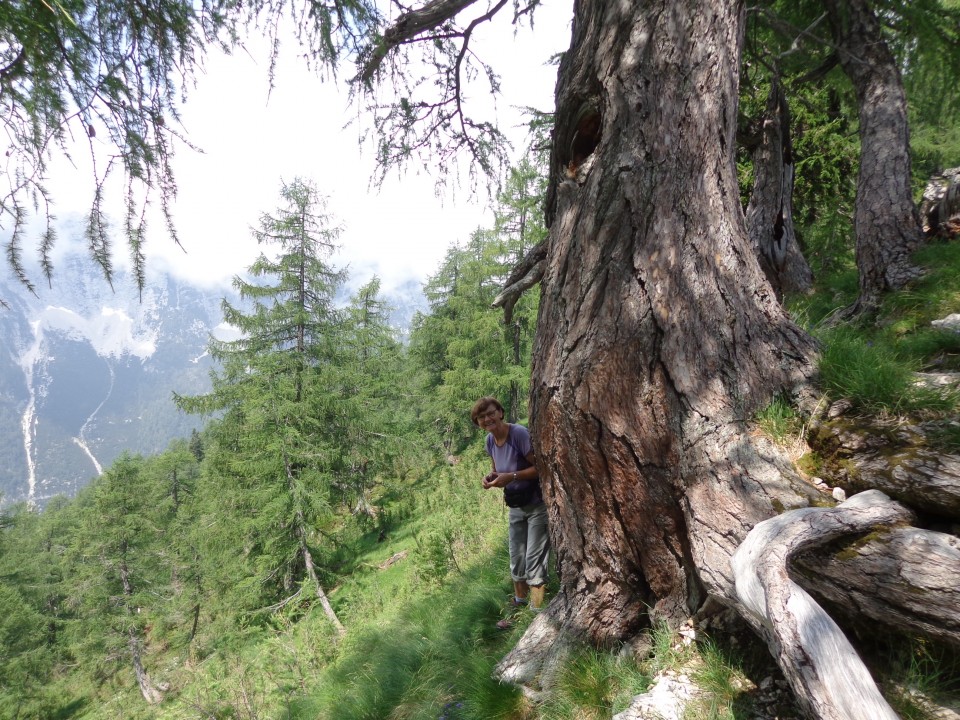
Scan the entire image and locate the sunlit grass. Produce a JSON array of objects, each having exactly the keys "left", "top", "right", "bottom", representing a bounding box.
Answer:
[
  {"left": 785, "top": 240, "right": 960, "bottom": 417},
  {"left": 754, "top": 395, "right": 803, "bottom": 446}
]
